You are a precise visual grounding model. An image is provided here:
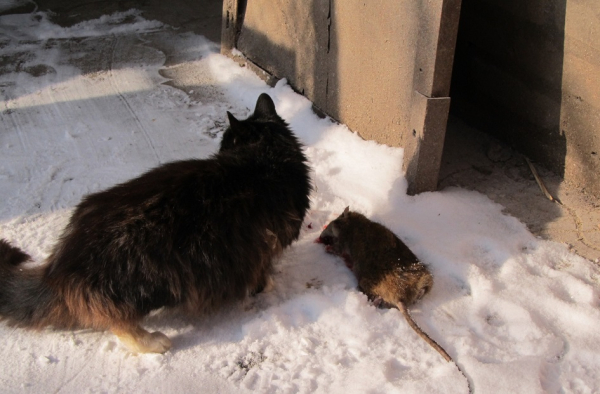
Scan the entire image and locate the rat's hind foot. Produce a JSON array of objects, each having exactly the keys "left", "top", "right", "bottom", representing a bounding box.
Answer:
[{"left": 112, "top": 324, "right": 172, "bottom": 354}]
